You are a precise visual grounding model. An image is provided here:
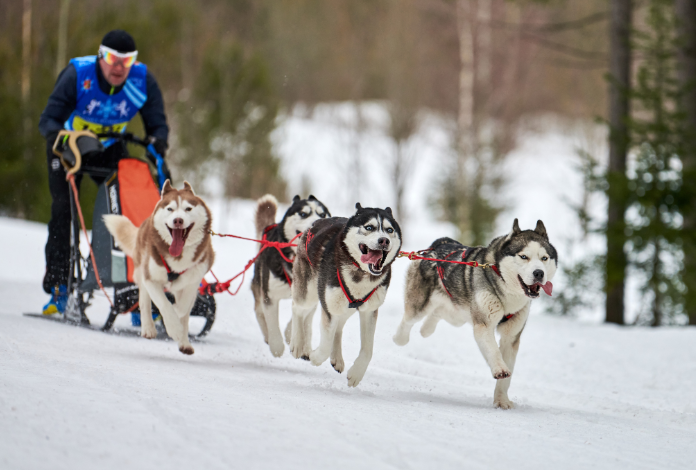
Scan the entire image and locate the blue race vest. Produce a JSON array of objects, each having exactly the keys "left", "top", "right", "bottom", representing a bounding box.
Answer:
[{"left": 64, "top": 56, "right": 147, "bottom": 147}]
